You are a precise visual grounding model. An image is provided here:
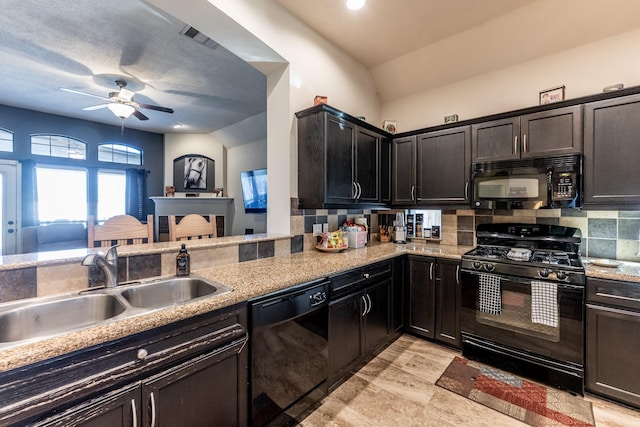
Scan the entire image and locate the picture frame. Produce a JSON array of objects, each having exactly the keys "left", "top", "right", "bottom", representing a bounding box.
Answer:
[
  {"left": 539, "top": 85, "right": 565, "bottom": 105},
  {"left": 173, "top": 154, "right": 215, "bottom": 193}
]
